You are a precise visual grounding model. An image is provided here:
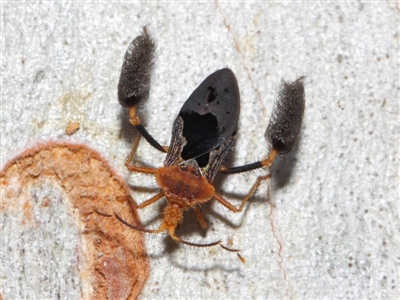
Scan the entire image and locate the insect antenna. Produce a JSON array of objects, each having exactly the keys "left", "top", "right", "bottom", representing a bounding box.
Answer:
[
  {"left": 169, "top": 231, "right": 245, "bottom": 262},
  {"left": 116, "top": 210, "right": 243, "bottom": 261},
  {"left": 172, "top": 237, "right": 222, "bottom": 248},
  {"left": 114, "top": 211, "right": 164, "bottom": 234},
  {"left": 220, "top": 244, "right": 245, "bottom": 263}
]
